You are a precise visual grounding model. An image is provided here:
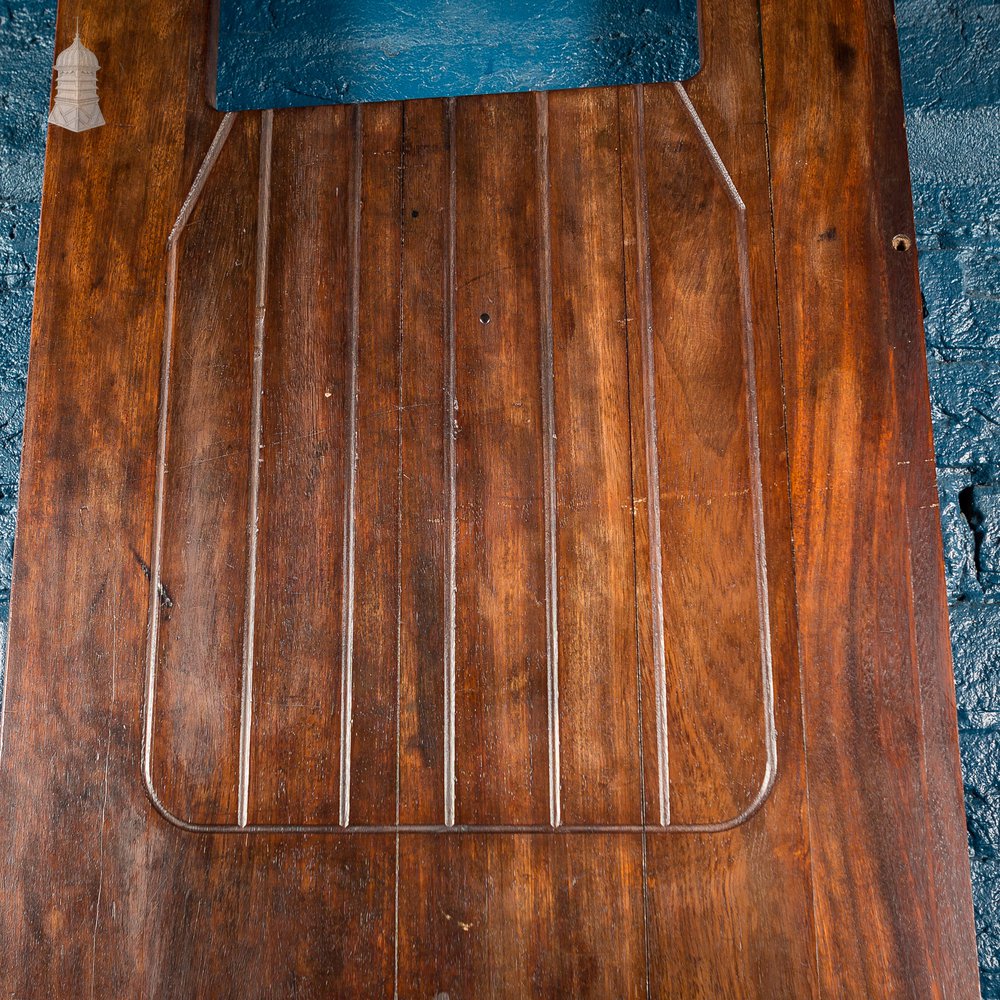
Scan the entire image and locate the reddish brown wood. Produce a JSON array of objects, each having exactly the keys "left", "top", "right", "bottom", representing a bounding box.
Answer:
[
  {"left": 628, "top": 80, "right": 765, "bottom": 826},
  {"left": 347, "top": 101, "right": 404, "bottom": 826},
  {"left": 760, "top": 0, "right": 980, "bottom": 995},
  {"left": 451, "top": 92, "right": 551, "bottom": 826},
  {"left": 0, "top": 5, "right": 397, "bottom": 996},
  {"left": 153, "top": 111, "right": 259, "bottom": 825},
  {"left": 615, "top": 1, "right": 820, "bottom": 993},
  {"left": 546, "top": 84, "right": 643, "bottom": 828},
  {"left": 397, "top": 97, "right": 451, "bottom": 827},
  {"left": 0, "top": 0, "right": 978, "bottom": 994},
  {"left": 397, "top": 834, "right": 649, "bottom": 998},
  {"left": 250, "top": 105, "right": 353, "bottom": 826}
]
